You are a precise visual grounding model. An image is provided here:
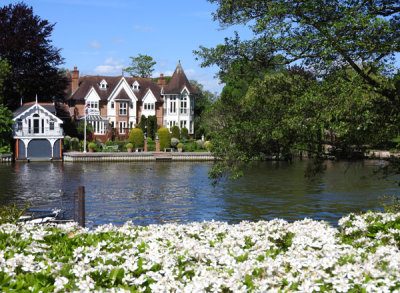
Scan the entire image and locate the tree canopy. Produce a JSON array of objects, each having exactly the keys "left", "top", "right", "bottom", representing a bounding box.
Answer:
[
  {"left": 0, "top": 58, "right": 13, "bottom": 153},
  {"left": 195, "top": 0, "right": 400, "bottom": 179},
  {"left": 0, "top": 2, "right": 68, "bottom": 110},
  {"left": 125, "top": 54, "right": 156, "bottom": 78},
  {"left": 196, "top": 0, "right": 400, "bottom": 98}
]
